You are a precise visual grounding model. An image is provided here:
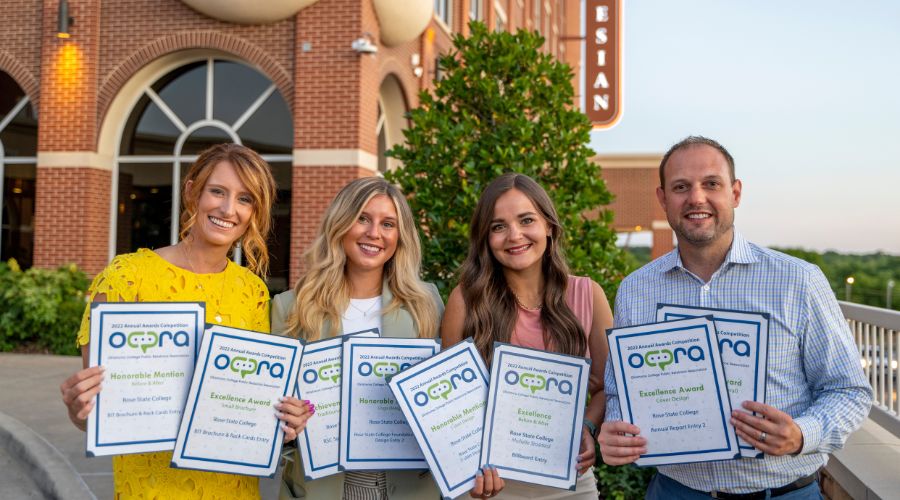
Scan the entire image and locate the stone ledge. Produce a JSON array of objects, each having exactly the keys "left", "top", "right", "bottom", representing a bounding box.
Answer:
[
  {"left": 825, "top": 412, "right": 900, "bottom": 500},
  {"left": 0, "top": 411, "right": 94, "bottom": 500}
]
